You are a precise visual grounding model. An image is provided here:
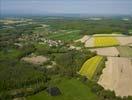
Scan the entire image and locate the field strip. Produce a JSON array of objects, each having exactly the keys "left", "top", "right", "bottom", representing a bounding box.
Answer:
[
  {"left": 98, "top": 57, "right": 132, "bottom": 97},
  {"left": 79, "top": 56, "right": 103, "bottom": 80}
]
